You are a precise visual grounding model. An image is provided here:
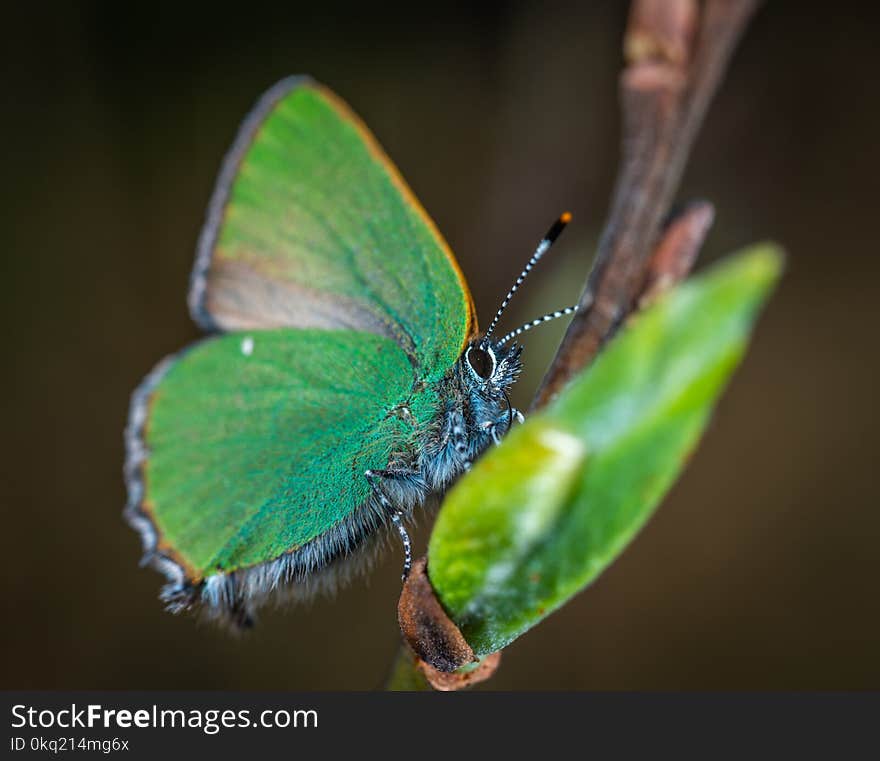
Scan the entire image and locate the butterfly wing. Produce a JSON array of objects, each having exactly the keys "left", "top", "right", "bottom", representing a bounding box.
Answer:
[
  {"left": 189, "top": 76, "right": 477, "bottom": 376},
  {"left": 126, "top": 329, "right": 418, "bottom": 611}
]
